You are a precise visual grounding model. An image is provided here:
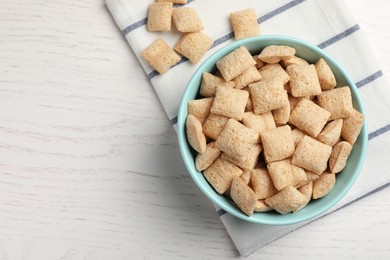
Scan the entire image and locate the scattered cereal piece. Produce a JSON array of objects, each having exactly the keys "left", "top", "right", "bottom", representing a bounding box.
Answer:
[
  {"left": 251, "top": 168, "right": 278, "bottom": 199},
  {"left": 211, "top": 86, "right": 249, "bottom": 120},
  {"left": 254, "top": 199, "right": 273, "bottom": 212},
  {"left": 233, "top": 66, "right": 262, "bottom": 89},
  {"left": 287, "top": 64, "right": 322, "bottom": 97},
  {"left": 341, "top": 108, "right": 364, "bottom": 144},
  {"left": 200, "top": 72, "right": 235, "bottom": 97},
  {"left": 317, "top": 87, "right": 353, "bottom": 120},
  {"left": 258, "top": 63, "right": 290, "bottom": 85},
  {"left": 280, "top": 56, "right": 309, "bottom": 68},
  {"left": 186, "top": 114, "right": 207, "bottom": 153},
  {"left": 215, "top": 119, "right": 259, "bottom": 161},
  {"left": 230, "top": 176, "right": 257, "bottom": 216},
  {"left": 188, "top": 97, "right": 214, "bottom": 124},
  {"left": 329, "top": 141, "right": 353, "bottom": 174},
  {"left": 230, "top": 8, "right": 260, "bottom": 40},
  {"left": 241, "top": 111, "right": 276, "bottom": 139},
  {"left": 315, "top": 58, "right": 336, "bottom": 90},
  {"left": 147, "top": 3, "right": 173, "bottom": 32},
  {"left": 174, "top": 32, "right": 213, "bottom": 64},
  {"left": 312, "top": 173, "right": 336, "bottom": 199},
  {"left": 317, "top": 119, "right": 343, "bottom": 146},
  {"left": 272, "top": 102, "right": 290, "bottom": 126},
  {"left": 172, "top": 7, "right": 204, "bottom": 32},
  {"left": 261, "top": 125, "right": 295, "bottom": 163},
  {"left": 289, "top": 98, "right": 331, "bottom": 137},
  {"left": 265, "top": 186, "right": 308, "bottom": 214},
  {"left": 258, "top": 45, "right": 296, "bottom": 64},
  {"left": 195, "top": 142, "right": 221, "bottom": 171},
  {"left": 292, "top": 135, "right": 332, "bottom": 175},
  {"left": 249, "top": 81, "right": 289, "bottom": 114},
  {"left": 203, "top": 157, "right": 243, "bottom": 194},
  {"left": 202, "top": 113, "right": 229, "bottom": 140},
  {"left": 216, "top": 46, "right": 256, "bottom": 81},
  {"left": 141, "top": 38, "right": 181, "bottom": 74}
]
